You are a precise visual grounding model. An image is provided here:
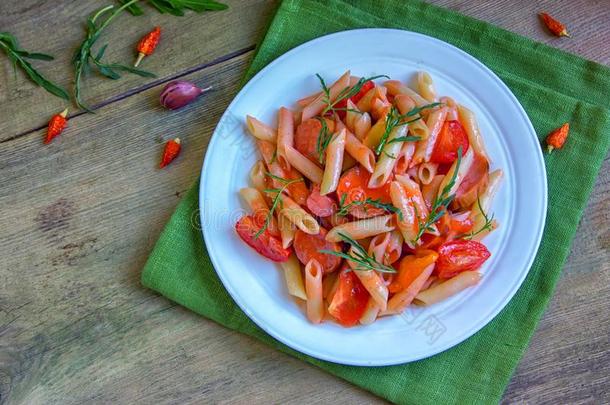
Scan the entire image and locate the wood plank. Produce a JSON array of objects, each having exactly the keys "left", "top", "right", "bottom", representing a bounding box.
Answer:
[
  {"left": 0, "top": 0, "right": 608, "bottom": 404},
  {"left": 0, "top": 0, "right": 277, "bottom": 141},
  {"left": 0, "top": 52, "right": 384, "bottom": 405}
]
